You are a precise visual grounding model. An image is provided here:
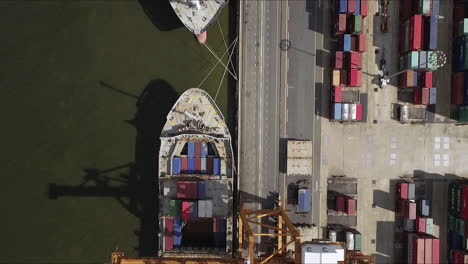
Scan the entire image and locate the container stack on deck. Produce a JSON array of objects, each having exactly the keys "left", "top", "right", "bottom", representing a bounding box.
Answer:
[
  {"left": 447, "top": 183, "right": 468, "bottom": 263},
  {"left": 330, "top": 0, "right": 367, "bottom": 121},
  {"left": 171, "top": 141, "right": 220, "bottom": 175},
  {"left": 396, "top": 182, "right": 440, "bottom": 264},
  {"left": 398, "top": 0, "right": 439, "bottom": 109},
  {"left": 452, "top": 0, "right": 468, "bottom": 122}
]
